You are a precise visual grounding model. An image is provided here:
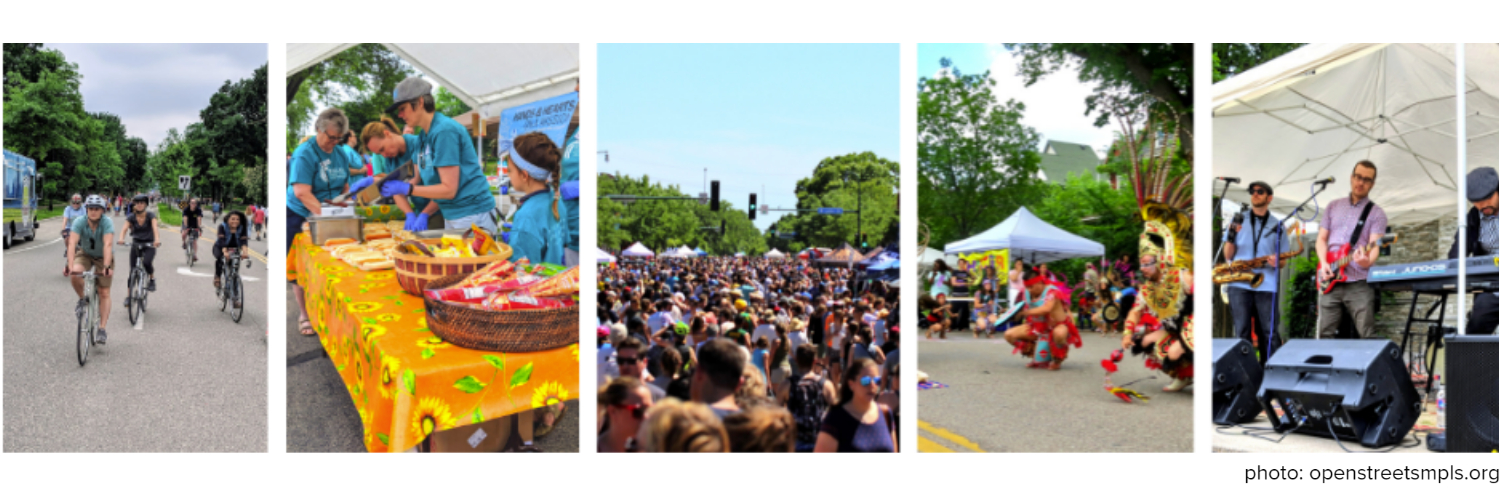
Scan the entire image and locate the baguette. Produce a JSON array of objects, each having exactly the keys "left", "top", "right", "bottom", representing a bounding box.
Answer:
[
  {"left": 359, "top": 260, "right": 394, "bottom": 271},
  {"left": 324, "top": 238, "right": 358, "bottom": 247}
]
